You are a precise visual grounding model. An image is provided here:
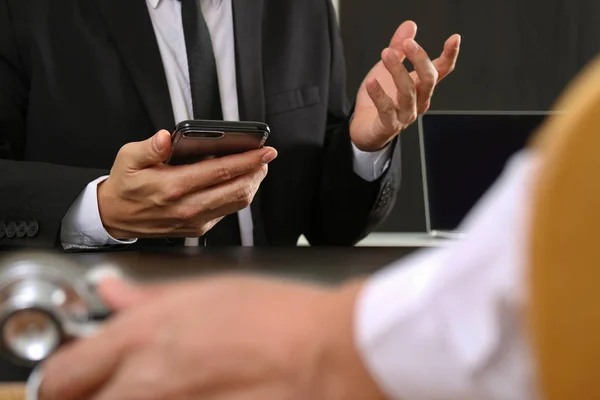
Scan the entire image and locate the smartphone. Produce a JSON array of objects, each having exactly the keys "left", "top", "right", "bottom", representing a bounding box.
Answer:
[{"left": 166, "top": 120, "right": 270, "bottom": 165}]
